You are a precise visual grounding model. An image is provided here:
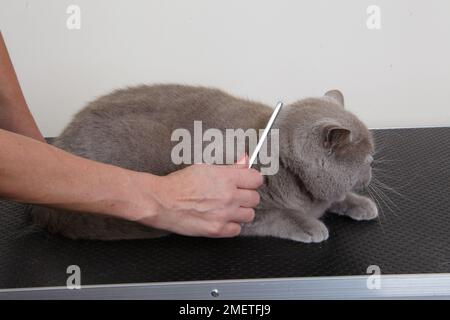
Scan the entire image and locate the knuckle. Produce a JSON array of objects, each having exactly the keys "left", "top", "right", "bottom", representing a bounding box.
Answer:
[
  {"left": 215, "top": 210, "right": 229, "bottom": 222},
  {"left": 239, "top": 208, "right": 255, "bottom": 223},
  {"left": 223, "top": 190, "right": 235, "bottom": 205},
  {"left": 207, "top": 223, "right": 225, "bottom": 237},
  {"left": 252, "top": 192, "right": 261, "bottom": 205},
  {"left": 251, "top": 169, "right": 264, "bottom": 186},
  {"left": 247, "top": 208, "right": 256, "bottom": 221},
  {"left": 223, "top": 176, "right": 235, "bottom": 187},
  {"left": 229, "top": 224, "right": 242, "bottom": 237}
]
